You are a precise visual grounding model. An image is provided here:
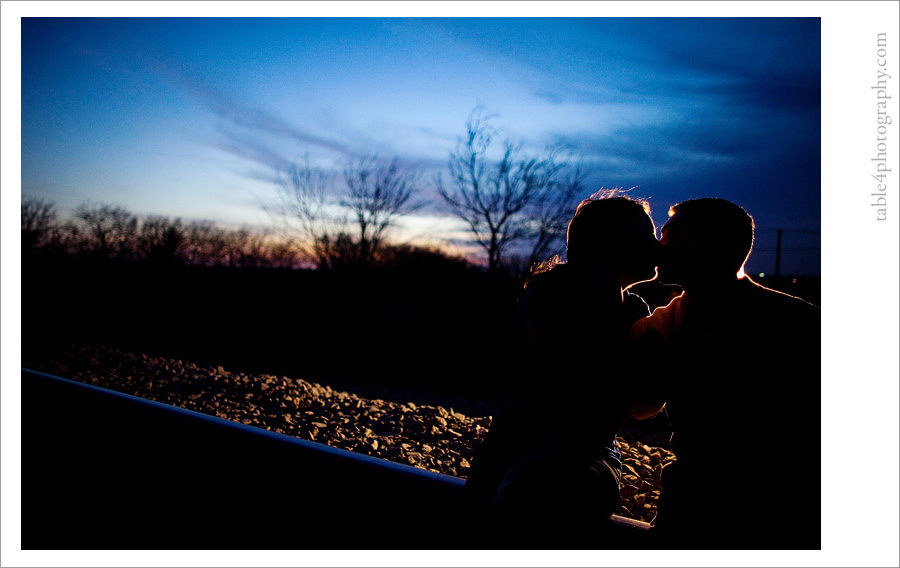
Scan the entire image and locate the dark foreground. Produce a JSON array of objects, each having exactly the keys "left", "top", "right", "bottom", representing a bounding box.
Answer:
[
  {"left": 23, "top": 341, "right": 675, "bottom": 527},
  {"left": 22, "top": 368, "right": 656, "bottom": 550}
]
